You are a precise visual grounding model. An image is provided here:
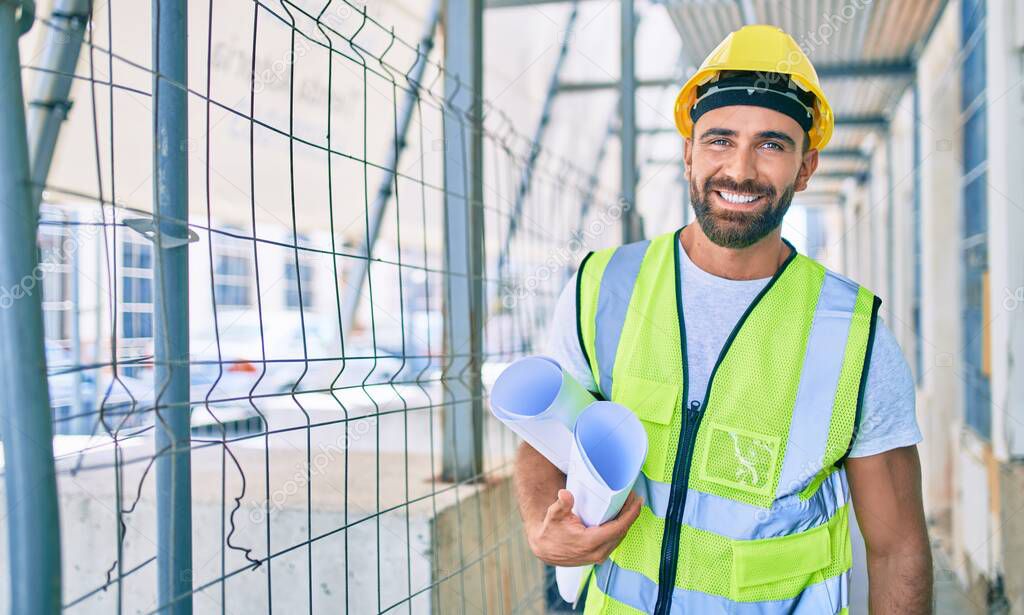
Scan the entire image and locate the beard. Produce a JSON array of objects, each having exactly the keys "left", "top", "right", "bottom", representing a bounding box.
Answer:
[{"left": 690, "top": 175, "right": 796, "bottom": 249}]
